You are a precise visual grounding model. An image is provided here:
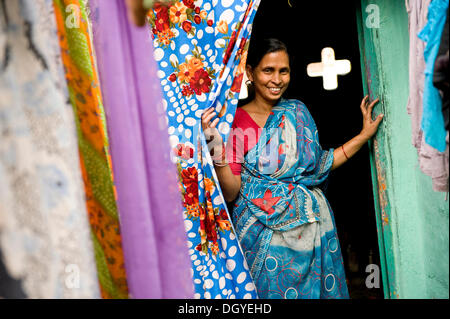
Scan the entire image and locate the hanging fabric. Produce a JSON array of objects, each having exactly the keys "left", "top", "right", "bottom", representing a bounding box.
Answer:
[
  {"left": 406, "top": 0, "right": 431, "bottom": 149},
  {"left": 418, "top": 0, "right": 449, "bottom": 153},
  {"left": 433, "top": 8, "right": 449, "bottom": 132},
  {"left": 89, "top": 0, "right": 194, "bottom": 298},
  {"left": 52, "top": 0, "right": 129, "bottom": 298},
  {"left": 148, "top": 0, "right": 260, "bottom": 298},
  {"left": 406, "top": 0, "right": 449, "bottom": 192},
  {"left": 0, "top": 0, "right": 100, "bottom": 298}
]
